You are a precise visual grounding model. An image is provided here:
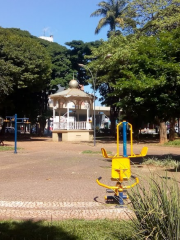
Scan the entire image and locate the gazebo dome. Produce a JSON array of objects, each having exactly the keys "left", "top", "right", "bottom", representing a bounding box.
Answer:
[{"left": 69, "top": 79, "right": 79, "bottom": 89}]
